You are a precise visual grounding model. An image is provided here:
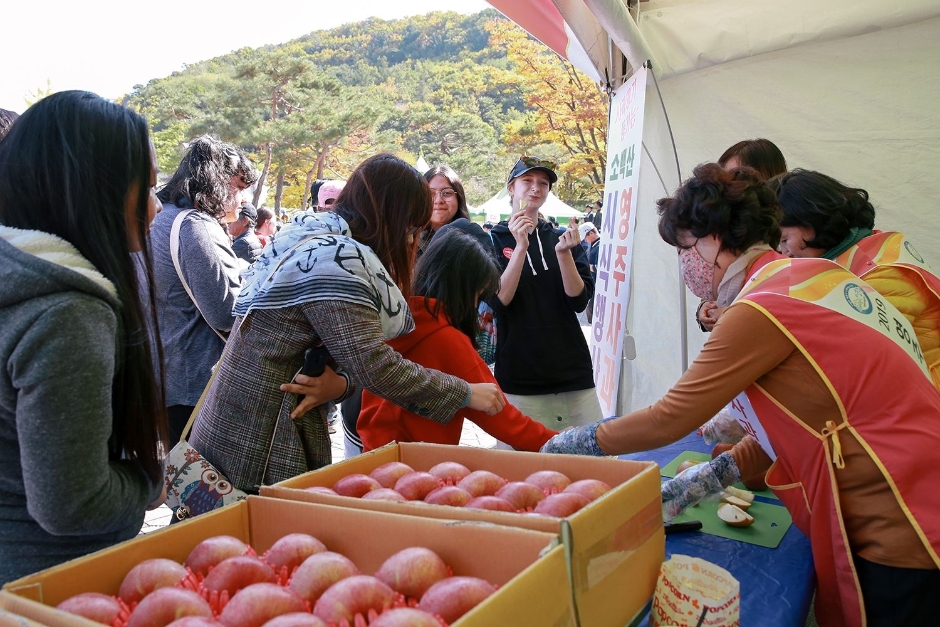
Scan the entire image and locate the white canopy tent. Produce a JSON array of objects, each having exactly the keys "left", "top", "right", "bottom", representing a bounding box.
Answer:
[
  {"left": 488, "top": 0, "right": 940, "bottom": 414},
  {"left": 474, "top": 187, "right": 585, "bottom": 222}
]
